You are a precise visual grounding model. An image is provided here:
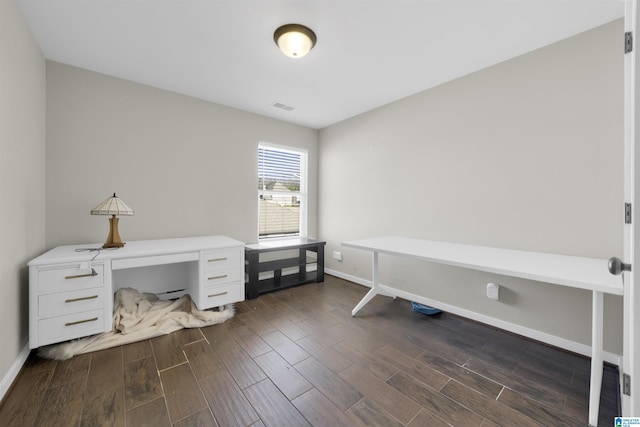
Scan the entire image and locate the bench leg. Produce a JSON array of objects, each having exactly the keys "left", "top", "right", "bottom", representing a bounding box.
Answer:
[
  {"left": 246, "top": 252, "right": 260, "bottom": 299},
  {"left": 316, "top": 245, "right": 324, "bottom": 282}
]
